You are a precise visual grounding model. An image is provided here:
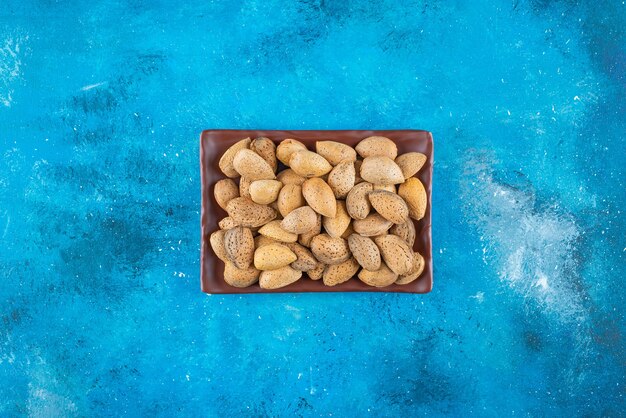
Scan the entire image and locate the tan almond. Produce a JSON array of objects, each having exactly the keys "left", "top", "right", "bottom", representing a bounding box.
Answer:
[
  {"left": 355, "top": 136, "right": 398, "bottom": 160},
  {"left": 259, "top": 265, "right": 302, "bottom": 289},
  {"left": 257, "top": 220, "right": 298, "bottom": 243},
  {"left": 346, "top": 182, "right": 373, "bottom": 220},
  {"left": 398, "top": 177, "right": 427, "bottom": 220},
  {"left": 390, "top": 220, "right": 416, "bottom": 246},
  {"left": 289, "top": 150, "right": 332, "bottom": 177},
  {"left": 254, "top": 235, "right": 278, "bottom": 248},
  {"left": 209, "top": 230, "right": 229, "bottom": 262},
  {"left": 323, "top": 201, "right": 351, "bottom": 238},
  {"left": 353, "top": 213, "right": 393, "bottom": 236},
  {"left": 226, "top": 197, "right": 277, "bottom": 227},
  {"left": 368, "top": 190, "right": 409, "bottom": 224},
  {"left": 249, "top": 180, "right": 282, "bottom": 205},
  {"left": 302, "top": 178, "right": 337, "bottom": 217},
  {"left": 323, "top": 257, "right": 360, "bottom": 286},
  {"left": 277, "top": 184, "right": 305, "bottom": 217},
  {"left": 373, "top": 235, "right": 414, "bottom": 275},
  {"left": 354, "top": 160, "right": 364, "bottom": 184},
  {"left": 298, "top": 213, "right": 321, "bottom": 247},
  {"left": 395, "top": 152, "right": 427, "bottom": 179},
  {"left": 239, "top": 176, "right": 252, "bottom": 199},
  {"left": 224, "top": 226, "right": 254, "bottom": 269},
  {"left": 396, "top": 252, "right": 425, "bottom": 285},
  {"left": 219, "top": 137, "right": 251, "bottom": 178},
  {"left": 224, "top": 261, "right": 260, "bottom": 288},
  {"left": 250, "top": 137, "right": 277, "bottom": 173},
  {"left": 214, "top": 179, "right": 239, "bottom": 210},
  {"left": 360, "top": 156, "right": 404, "bottom": 185},
  {"left": 276, "top": 138, "right": 307, "bottom": 165},
  {"left": 358, "top": 262, "right": 398, "bottom": 287},
  {"left": 285, "top": 242, "right": 318, "bottom": 272},
  {"left": 389, "top": 219, "right": 417, "bottom": 247},
  {"left": 310, "top": 234, "right": 350, "bottom": 265},
  {"left": 232, "top": 149, "right": 276, "bottom": 181},
  {"left": 254, "top": 243, "right": 297, "bottom": 271},
  {"left": 281, "top": 206, "right": 318, "bottom": 234},
  {"left": 327, "top": 161, "right": 355, "bottom": 199},
  {"left": 315, "top": 141, "right": 357, "bottom": 166},
  {"left": 372, "top": 184, "right": 396, "bottom": 193},
  {"left": 276, "top": 168, "right": 306, "bottom": 186},
  {"left": 219, "top": 217, "right": 239, "bottom": 230},
  {"left": 340, "top": 220, "right": 354, "bottom": 239},
  {"left": 307, "top": 263, "right": 325, "bottom": 280},
  {"left": 347, "top": 234, "right": 381, "bottom": 271}
]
